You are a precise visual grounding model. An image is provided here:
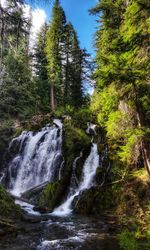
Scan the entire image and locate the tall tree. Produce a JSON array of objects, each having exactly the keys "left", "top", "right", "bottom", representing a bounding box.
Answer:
[
  {"left": 0, "top": 0, "right": 35, "bottom": 119},
  {"left": 62, "top": 22, "right": 84, "bottom": 107},
  {"left": 70, "top": 30, "right": 83, "bottom": 107},
  {"left": 45, "top": 0, "right": 66, "bottom": 111},
  {"left": 0, "top": 0, "right": 30, "bottom": 64},
  {"left": 33, "top": 23, "right": 49, "bottom": 112},
  {"left": 91, "top": 0, "right": 150, "bottom": 173}
]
